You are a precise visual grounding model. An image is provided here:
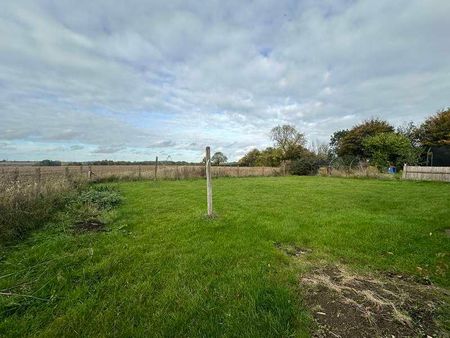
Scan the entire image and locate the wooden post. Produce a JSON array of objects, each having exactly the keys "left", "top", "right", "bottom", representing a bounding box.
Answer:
[
  {"left": 35, "top": 167, "right": 41, "bottom": 197},
  {"left": 64, "top": 166, "right": 70, "bottom": 181},
  {"left": 206, "top": 146, "right": 213, "bottom": 217},
  {"left": 138, "top": 165, "right": 142, "bottom": 179},
  {"left": 154, "top": 156, "right": 158, "bottom": 180},
  {"left": 13, "top": 167, "right": 19, "bottom": 182},
  {"left": 88, "top": 165, "right": 92, "bottom": 180}
]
